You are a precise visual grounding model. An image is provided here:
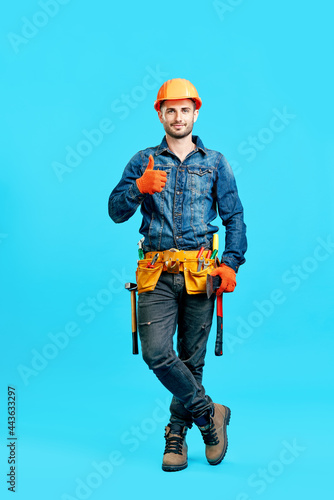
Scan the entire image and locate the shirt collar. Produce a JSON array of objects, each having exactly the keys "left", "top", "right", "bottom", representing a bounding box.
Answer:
[{"left": 155, "top": 135, "right": 207, "bottom": 156}]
